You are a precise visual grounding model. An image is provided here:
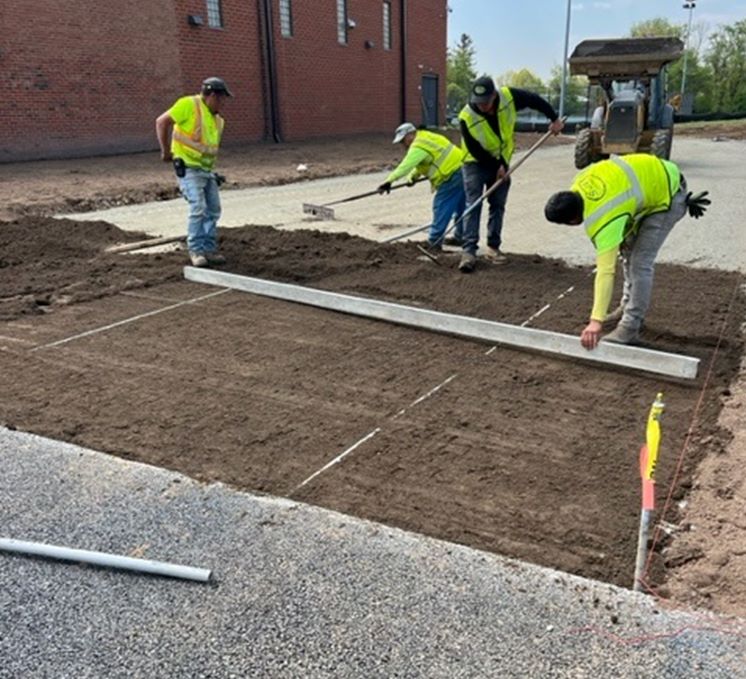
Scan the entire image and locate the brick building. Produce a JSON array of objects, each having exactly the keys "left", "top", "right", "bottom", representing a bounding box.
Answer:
[{"left": 2, "top": 0, "right": 447, "bottom": 162}]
